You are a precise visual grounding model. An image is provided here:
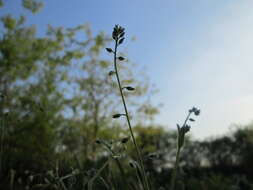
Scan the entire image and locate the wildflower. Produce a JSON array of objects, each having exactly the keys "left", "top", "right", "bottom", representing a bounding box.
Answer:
[{"left": 189, "top": 107, "right": 200, "bottom": 116}]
